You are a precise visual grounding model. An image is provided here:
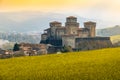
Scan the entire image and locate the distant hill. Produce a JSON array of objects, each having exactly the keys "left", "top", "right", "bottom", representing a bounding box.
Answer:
[
  {"left": 0, "top": 32, "right": 41, "bottom": 44},
  {"left": 97, "top": 25, "right": 120, "bottom": 36},
  {"left": 97, "top": 25, "right": 120, "bottom": 46},
  {"left": 111, "top": 35, "right": 120, "bottom": 43},
  {"left": 0, "top": 11, "right": 102, "bottom": 33},
  {"left": 0, "top": 47, "right": 120, "bottom": 80},
  {"left": 110, "top": 35, "right": 120, "bottom": 46}
]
